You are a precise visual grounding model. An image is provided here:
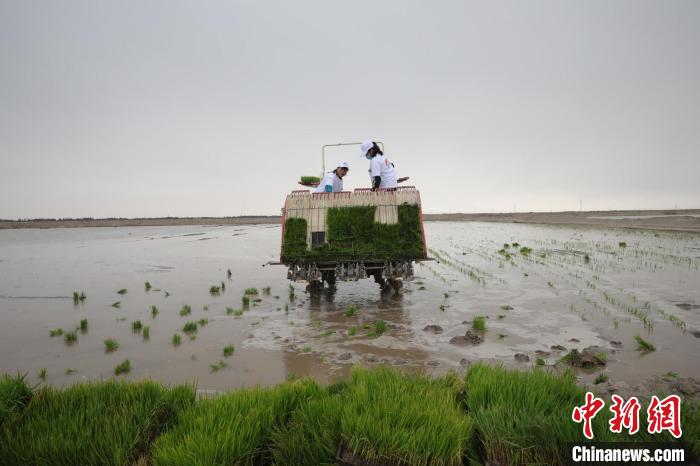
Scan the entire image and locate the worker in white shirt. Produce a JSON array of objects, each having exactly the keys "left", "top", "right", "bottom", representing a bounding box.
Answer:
[
  {"left": 360, "top": 140, "right": 409, "bottom": 190},
  {"left": 314, "top": 161, "right": 350, "bottom": 193}
]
